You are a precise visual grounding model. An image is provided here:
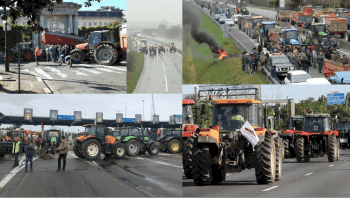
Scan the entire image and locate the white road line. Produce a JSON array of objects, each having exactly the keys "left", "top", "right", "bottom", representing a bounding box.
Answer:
[
  {"left": 262, "top": 186, "right": 279, "bottom": 192},
  {"left": 68, "top": 153, "right": 100, "bottom": 168},
  {"left": 165, "top": 74, "right": 168, "bottom": 92},
  {"left": 74, "top": 71, "right": 88, "bottom": 76},
  {"left": 329, "top": 165, "right": 334, "bottom": 167},
  {"left": 0, "top": 156, "right": 37, "bottom": 190},
  {"left": 134, "top": 157, "right": 182, "bottom": 168},
  {"left": 34, "top": 68, "right": 53, "bottom": 79},
  {"left": 77, "top": 68, "right": 101, "bottom": 74},
  {"left": 176, "top": 52, "right": 182, "bottom": 57},
  {"left": 100, "top": 66, "right": 127, "bottom": 71},
  {"left": 47, "top": 67, "right": 67, "bottom": 78},
  {"left": 95, "top": 68, "right": 121, "bottom": 73},
  {"left": 161, "top": 62, "right": 165, "bottom": 71},
  {"left": 305, "top": 172, "right": 313, "bottom": 176},
  {"left": 22, "top": 69, "right": 43, "bottom": 82}
]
